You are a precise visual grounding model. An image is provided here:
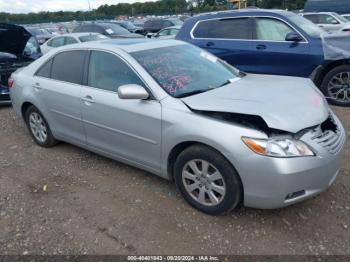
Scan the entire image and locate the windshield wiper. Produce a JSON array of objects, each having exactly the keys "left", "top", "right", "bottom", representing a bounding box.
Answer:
[{"left": 177, "top": 80, "right": 234, "bottom": 98}]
